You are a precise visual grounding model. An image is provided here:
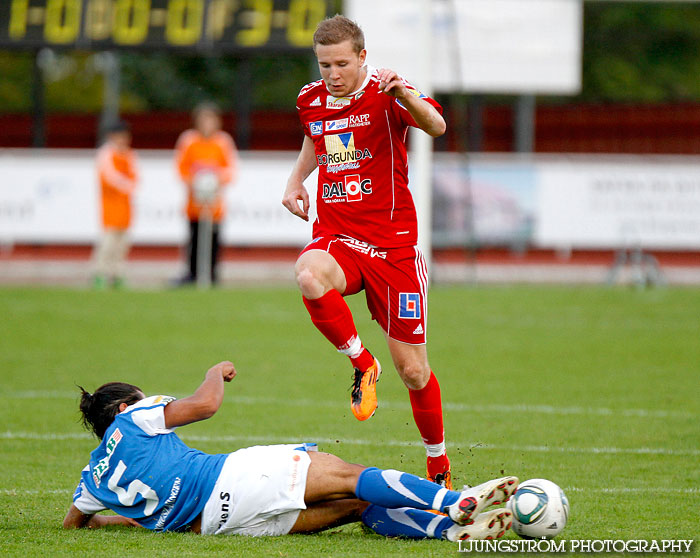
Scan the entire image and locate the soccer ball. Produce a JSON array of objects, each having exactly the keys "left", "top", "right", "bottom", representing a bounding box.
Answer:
[
  {"left": 506, "top": 478, "right": 569, "bottom": 539},
  {"left": 193, "top": 170, "right": 219, "bottom": 204}
]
